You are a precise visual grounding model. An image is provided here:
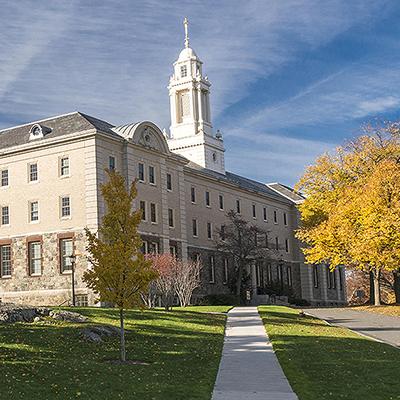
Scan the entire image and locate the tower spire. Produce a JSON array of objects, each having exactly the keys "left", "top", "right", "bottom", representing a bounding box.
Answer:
[{"left": 183, "top": 17, "right": 189, "bottom": 48}]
